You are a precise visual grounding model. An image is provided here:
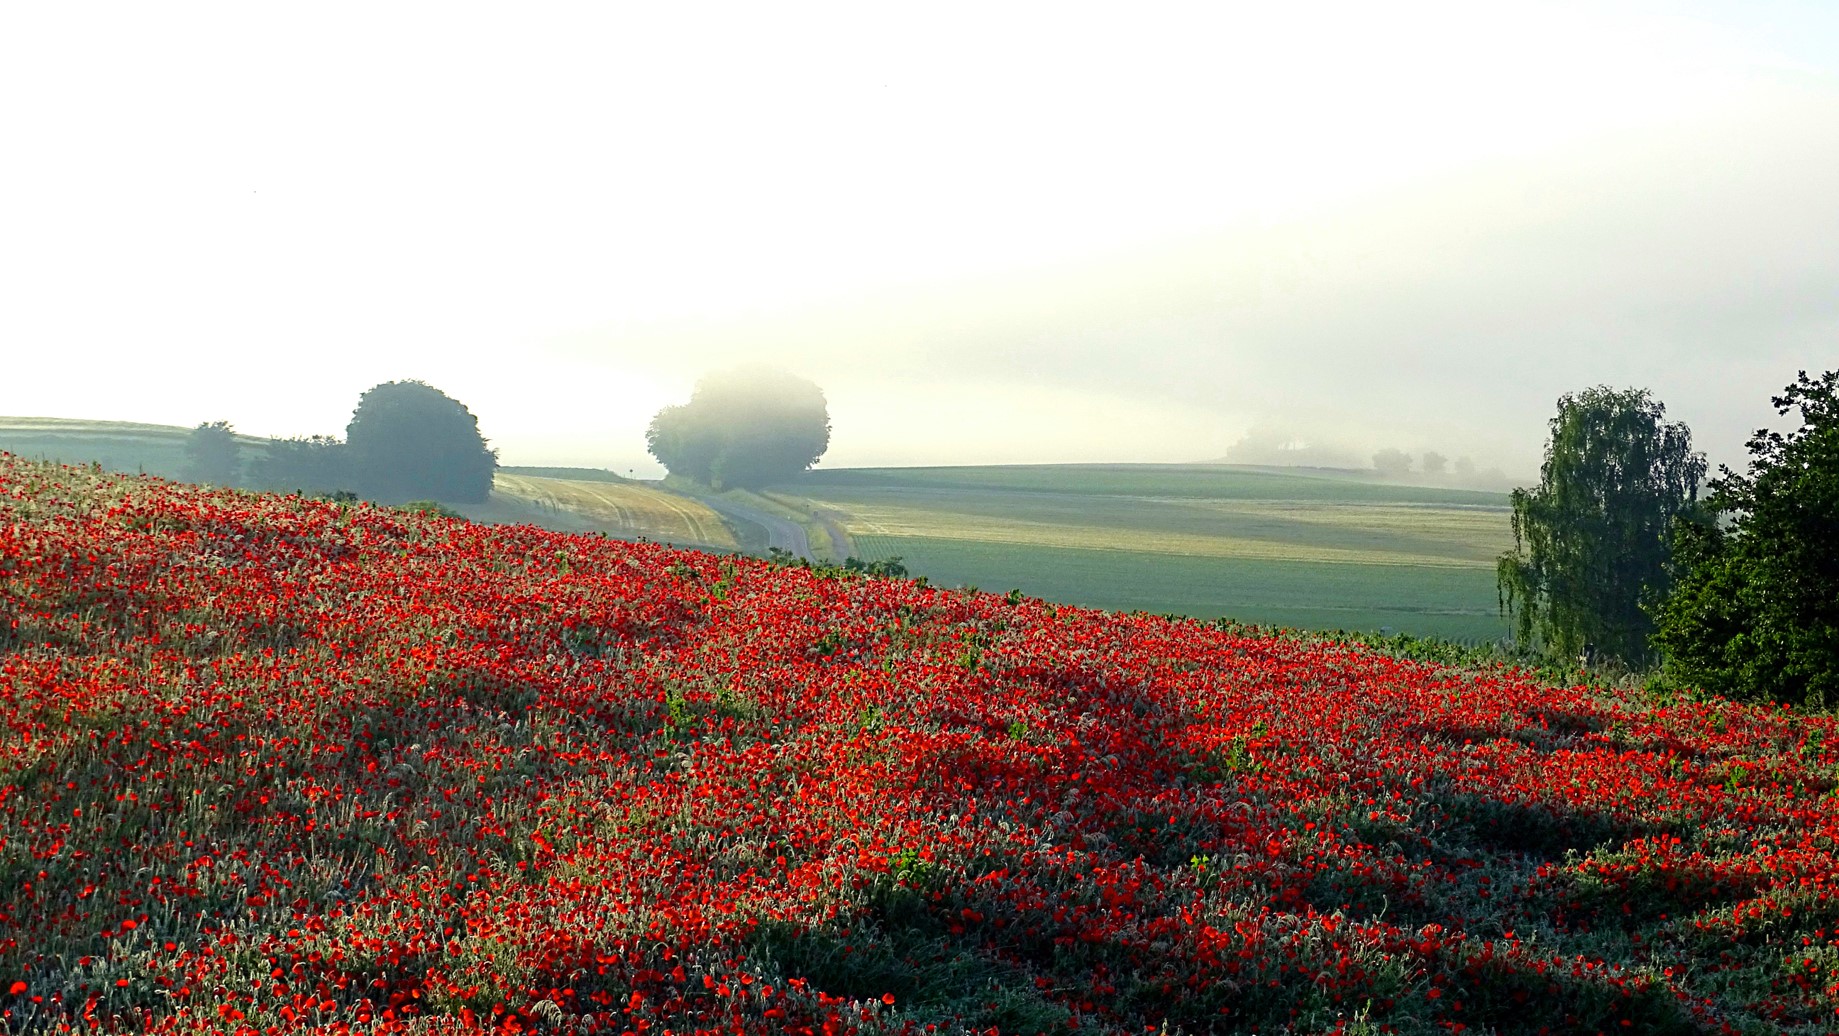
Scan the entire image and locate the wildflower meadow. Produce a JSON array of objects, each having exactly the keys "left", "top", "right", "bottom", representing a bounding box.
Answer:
[{"left": 2, "top": 455, "right": 1835, "bottom": 1034}]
